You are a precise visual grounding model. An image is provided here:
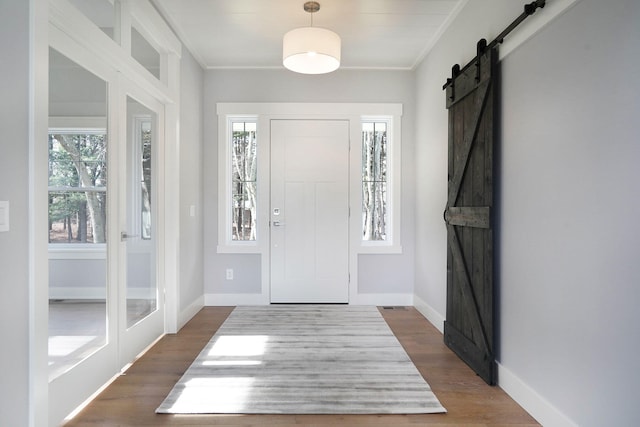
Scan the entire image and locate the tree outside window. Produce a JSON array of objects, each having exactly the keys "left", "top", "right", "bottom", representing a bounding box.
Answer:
[
  {"left": 362, "top": 121, "right": 388, "bottom": 241},
  {"left": 48, "top": 131, "right": 107, "bottom": 244},
  {"left": 139, "top": 120, "right": 152, "bottom": 240},
  {"left": 231, "top": 121, "right": 257, "bottom": 241}
]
